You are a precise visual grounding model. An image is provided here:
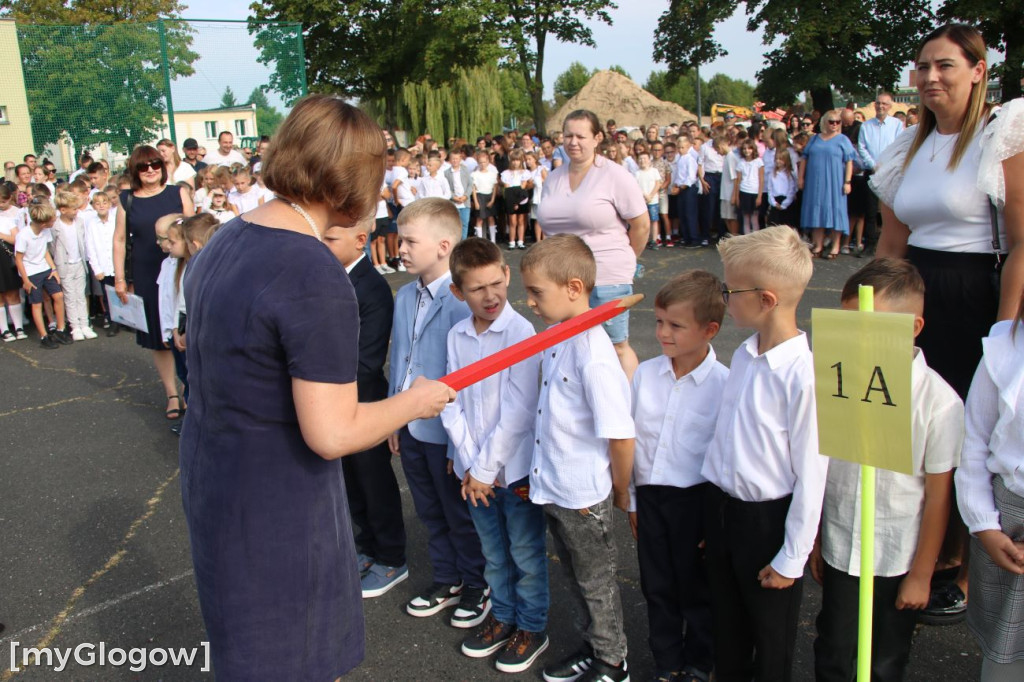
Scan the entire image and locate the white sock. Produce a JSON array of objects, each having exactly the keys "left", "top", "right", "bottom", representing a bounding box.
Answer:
[
  {"left": 488, "top": 225, "right": 497, "bottom": 242},
  {"left": 9, "top": 303, "right": 23, "bottom": 329},
  {"left": 474, "top": 226, "right": 483, "bottom": 238},
  {"left": 0, "top": 305, "right": 9, "bottom": 333},
  {"left": 509, "top": 241, "right": 515, "bottom": 248}
]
